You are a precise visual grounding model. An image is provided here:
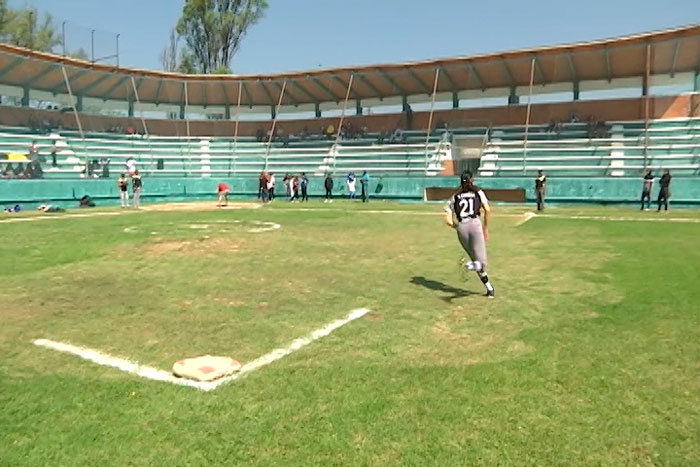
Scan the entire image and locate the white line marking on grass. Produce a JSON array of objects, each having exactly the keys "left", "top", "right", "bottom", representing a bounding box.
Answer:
[
  {"left": 33, "top": 338, "right": 212, "bottom": 390},
  {"left": 33, "top": 308, "right": 369, "bottom": 392},
  {"left": 536, "top": 214, "right": 700, "bottom": 223},
  {"left": 0, "top": 211, "right": 127, "bottom": 224},
  {"left": 514, "top": 212, "right": 537, "bottom": 226}
]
